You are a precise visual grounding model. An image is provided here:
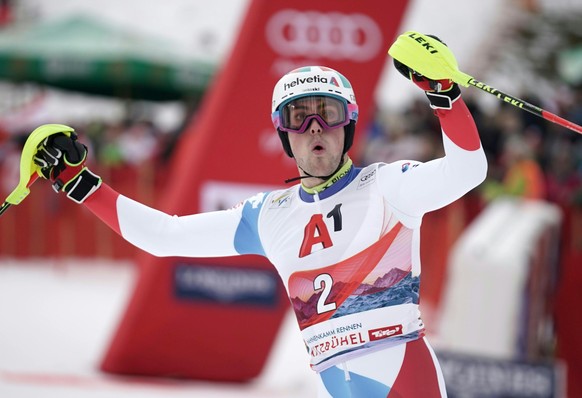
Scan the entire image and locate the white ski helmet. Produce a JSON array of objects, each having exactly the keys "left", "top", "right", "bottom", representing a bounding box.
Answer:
[{"left": 271, "top": 66, "right": 359, "bottom": 157}]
